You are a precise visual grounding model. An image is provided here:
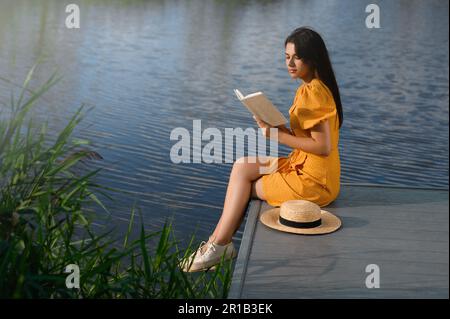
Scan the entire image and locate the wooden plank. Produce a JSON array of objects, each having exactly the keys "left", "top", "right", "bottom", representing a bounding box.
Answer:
[
  {"left": 229, "top": 185, "right": 449, "bottom": 299},
  {"left": 228, "top": 200, "right": 261, "bottom": 299}
]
